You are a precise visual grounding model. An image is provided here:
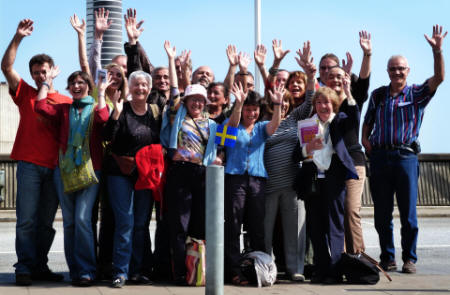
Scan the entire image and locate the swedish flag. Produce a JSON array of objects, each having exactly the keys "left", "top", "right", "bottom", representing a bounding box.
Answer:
[{"left": 215, "top": 124, "right": 238, "bottom": 147}]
